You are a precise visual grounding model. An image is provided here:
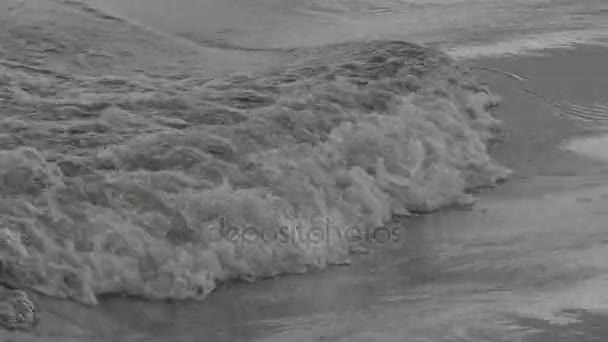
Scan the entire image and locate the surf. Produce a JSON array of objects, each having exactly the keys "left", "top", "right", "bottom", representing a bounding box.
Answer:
[{"left": 0, "top": 0, "right": 510, "bottom": 306}]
